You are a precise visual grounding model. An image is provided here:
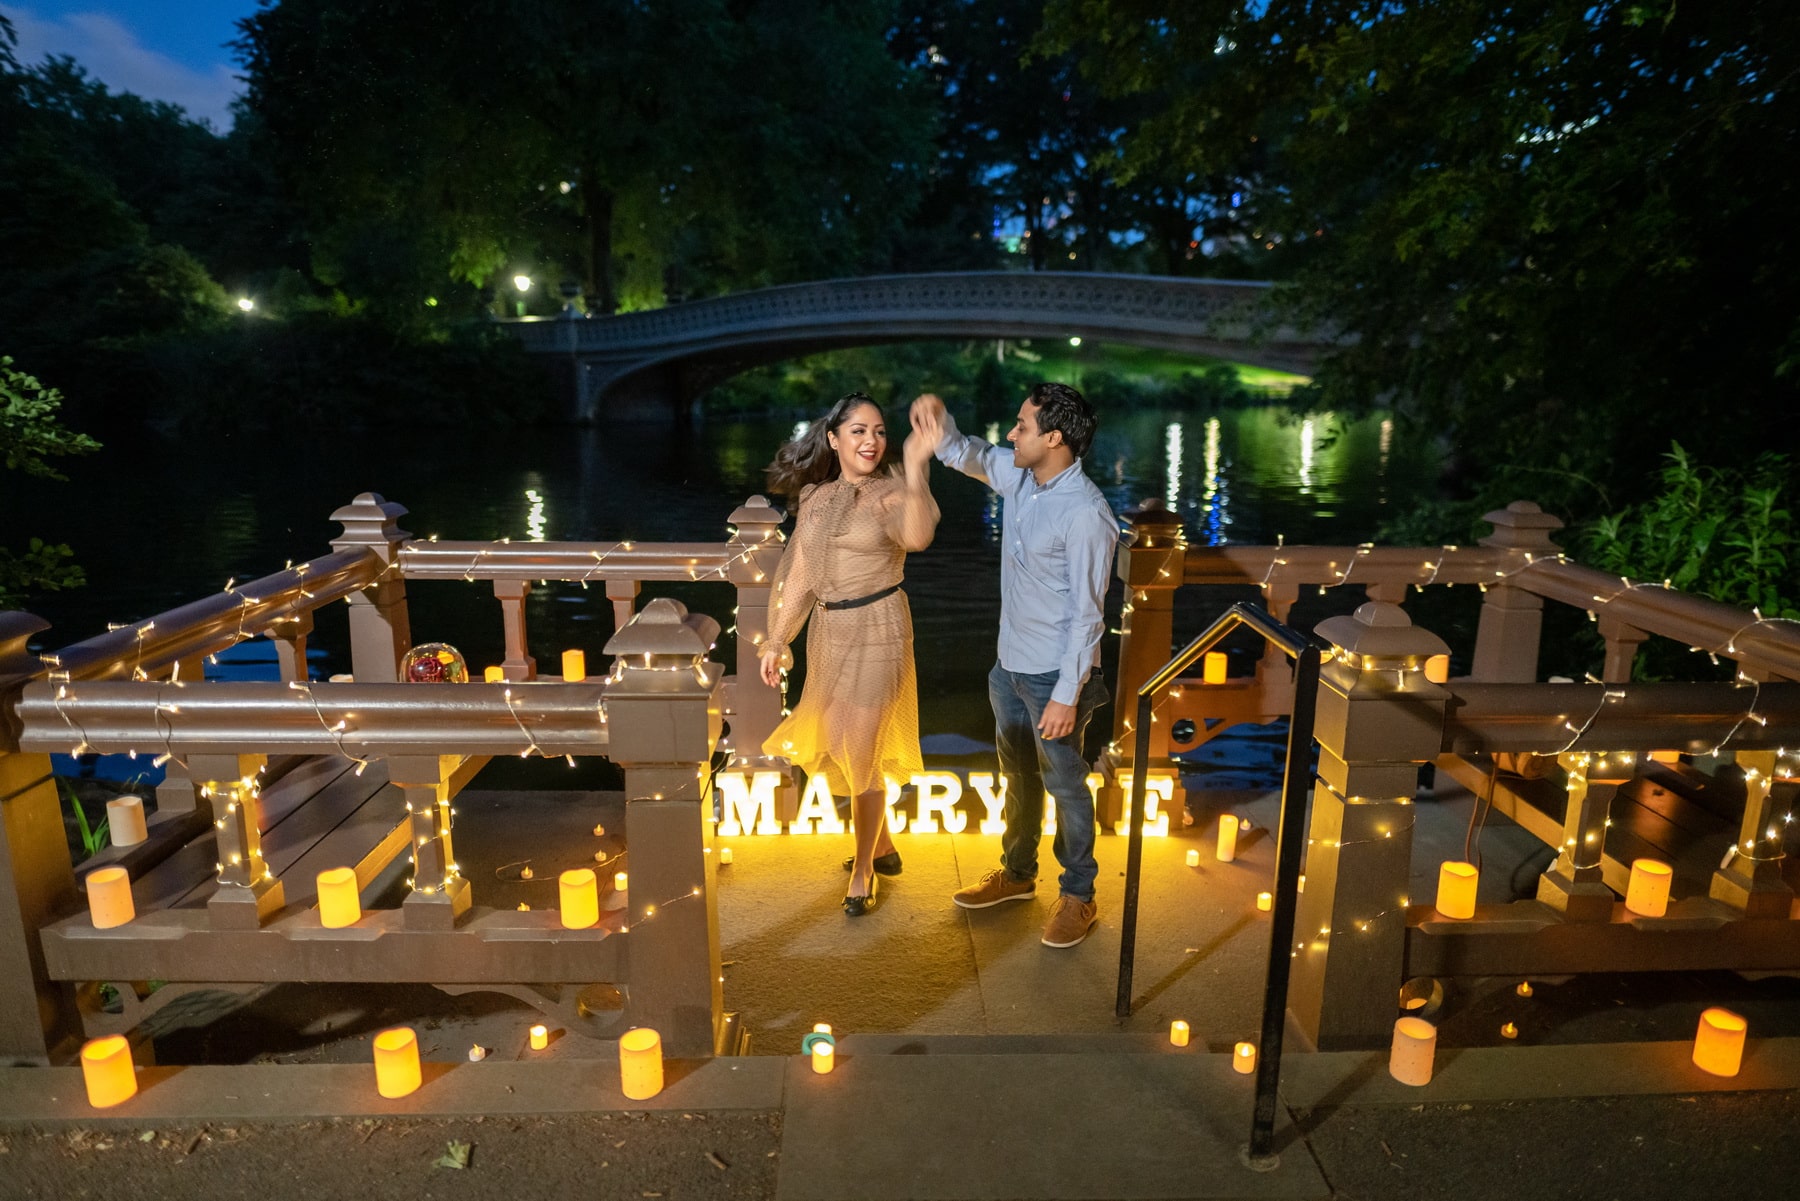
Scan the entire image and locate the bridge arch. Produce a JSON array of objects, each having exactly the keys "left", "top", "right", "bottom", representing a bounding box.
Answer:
[{"left": 507, "top": 271, "right": 1334, "bottom": 421}]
